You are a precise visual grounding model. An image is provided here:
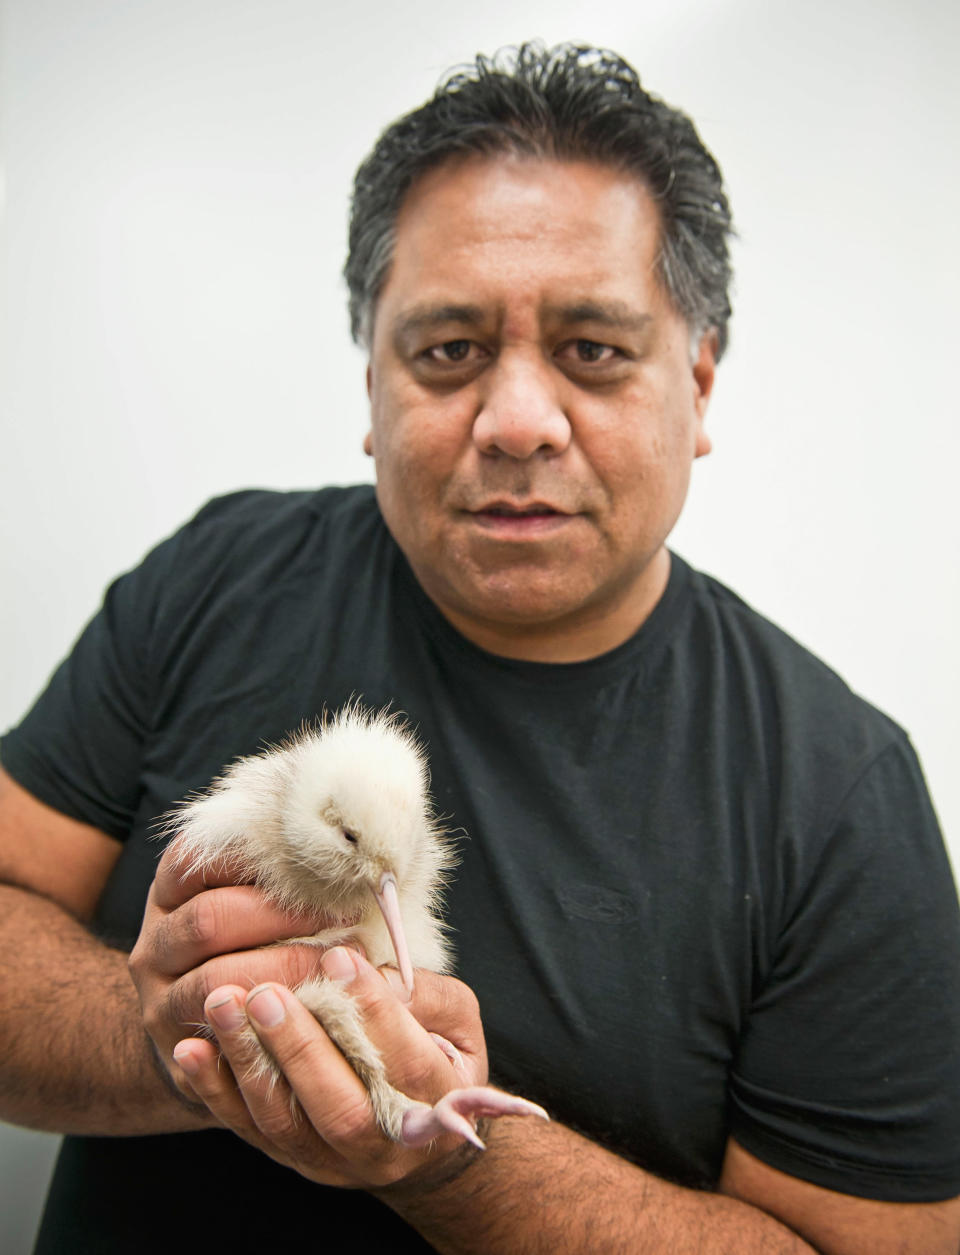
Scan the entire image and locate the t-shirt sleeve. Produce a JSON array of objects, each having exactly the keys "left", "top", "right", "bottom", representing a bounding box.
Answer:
[
  {"left": 729, "top": 734, "right": 960, "bottom": 1201},
  {"left": 0, "top": 527, "right": 186, "bottom": 840}
]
